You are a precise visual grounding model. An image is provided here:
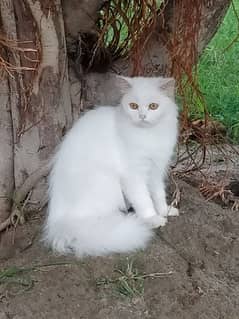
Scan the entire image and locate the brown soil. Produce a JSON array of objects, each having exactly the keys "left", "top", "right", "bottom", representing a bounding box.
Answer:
[{"left": 0, "top": 181, "right": 239, "bottom": 319}]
